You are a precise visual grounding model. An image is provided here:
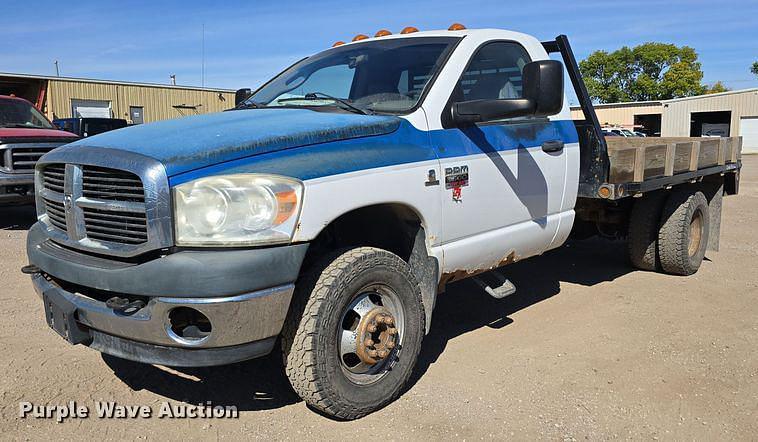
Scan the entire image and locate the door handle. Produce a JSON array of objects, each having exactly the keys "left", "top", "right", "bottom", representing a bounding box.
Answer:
[{"left": 542, "top": 140, "right": 564, "bottom": 153}]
